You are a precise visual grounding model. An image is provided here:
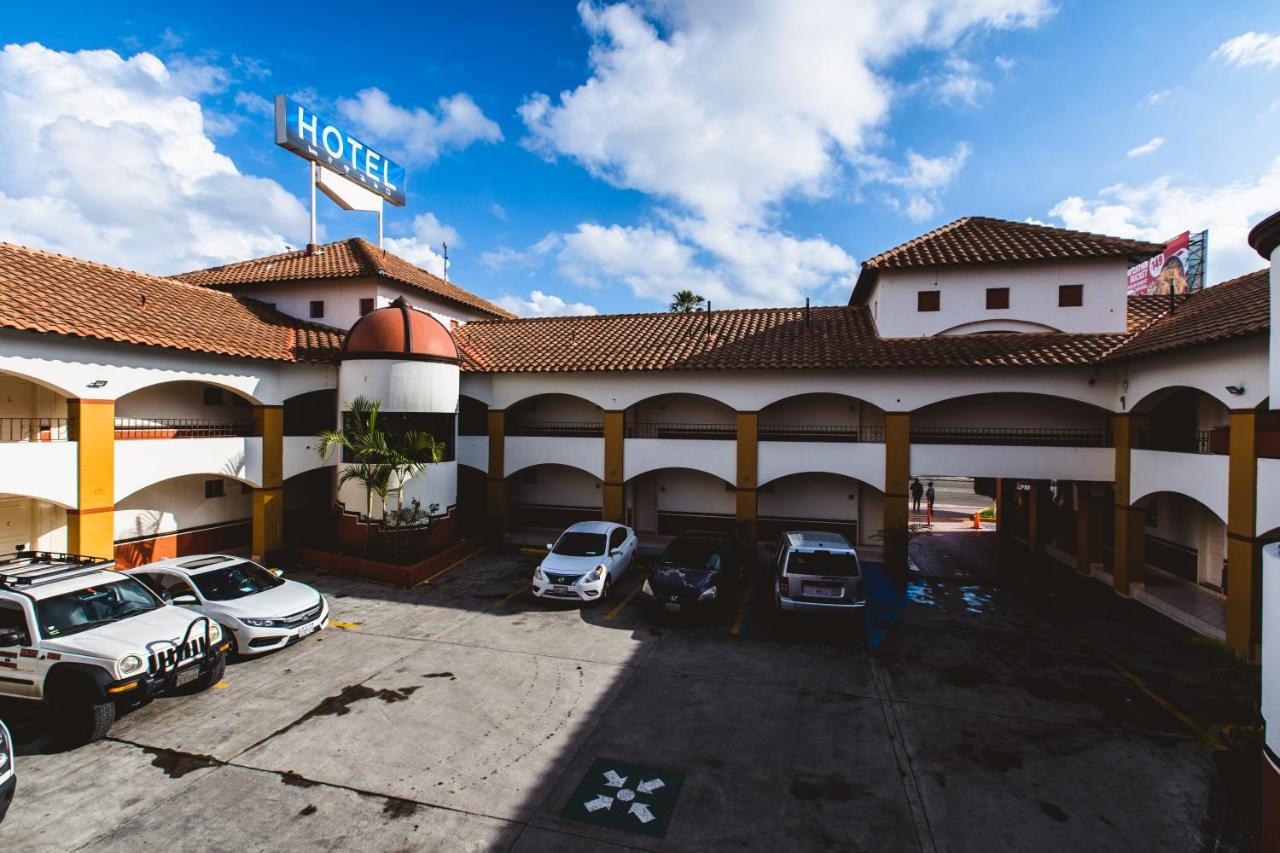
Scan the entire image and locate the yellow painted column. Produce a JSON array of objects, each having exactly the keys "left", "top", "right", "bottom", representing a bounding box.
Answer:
[
  {"left": 252, "top": 405, "right": 284, "bottom": 561},
  {"left": 1111, "top": 414, "right": 1147, "bottom": 595},
  {"left": 67, "top": 399, "right": 115, "bottom": 559},
  {"left": 1075, "top": 484, "right": 1102, "bottom": 576},
  {"left": 883, "top": 412, "right": 911, "bottom": 574},
  {"left": 603, "top": 411, "right": 625, "bottom": 523},
  {"left": 735, "top": 411, "right": 758, "bottom": 546},
  {"left": 486, "top": 409, "right": 508, "bottom": 536},
  {"left": 1226, "top": 409, "right": 1261, "bottom": 659}
]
